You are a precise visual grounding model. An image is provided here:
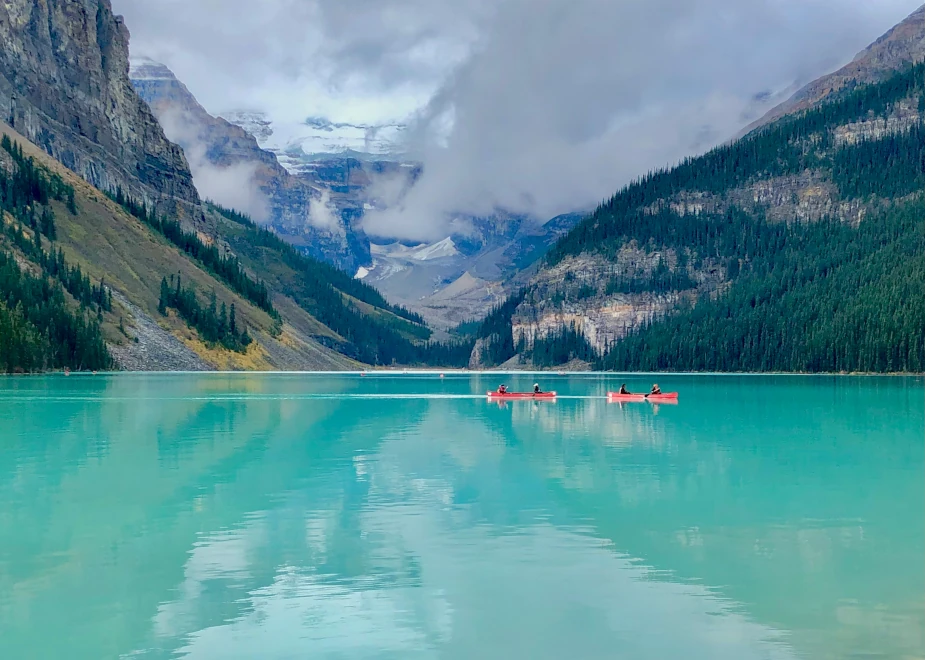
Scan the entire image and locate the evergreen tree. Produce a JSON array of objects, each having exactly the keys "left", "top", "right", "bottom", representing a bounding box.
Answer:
[
  {"left": 158, "top": 277, "right": 169, "bottom": 315},
  {"left": 0, "top": 250, "right": 111, "bottom": 372},
  {"left": 40, "top": 205, "right": 56, "bottom": 240},
  {"left": 219, "top": 302, "right": 228, "bottom": 337}
]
